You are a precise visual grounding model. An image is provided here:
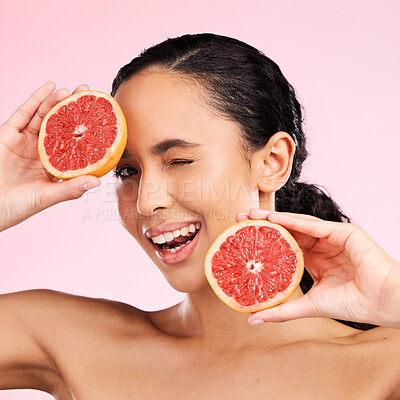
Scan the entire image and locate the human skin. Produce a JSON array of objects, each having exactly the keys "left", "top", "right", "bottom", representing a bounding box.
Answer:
[{"left": 1, "top": 76, "right": 400, "bottom": 399}]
